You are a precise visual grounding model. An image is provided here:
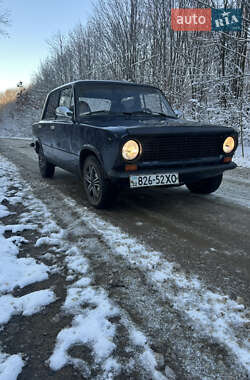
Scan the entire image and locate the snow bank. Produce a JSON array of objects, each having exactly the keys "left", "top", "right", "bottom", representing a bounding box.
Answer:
[
  {"left": 0, "top": 103, "right": 41, "bottom": 138},
  {"left": 0, "top": 156, "right": 58, "bottom": 379},
  {"left": 235, "top": 145, "right": 250, "bottom": 168}
]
